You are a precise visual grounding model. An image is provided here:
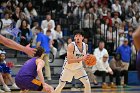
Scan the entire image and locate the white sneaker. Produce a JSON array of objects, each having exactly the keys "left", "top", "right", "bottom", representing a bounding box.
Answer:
[
  {"left": 3, "top": 84, "right": 11, "bottom": 92},
  {"left": 12, "top": 83, "right": 19, "bottom": 89},
  {"left": 0, "top": 89, "right": 5, "bottom": 92}
]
